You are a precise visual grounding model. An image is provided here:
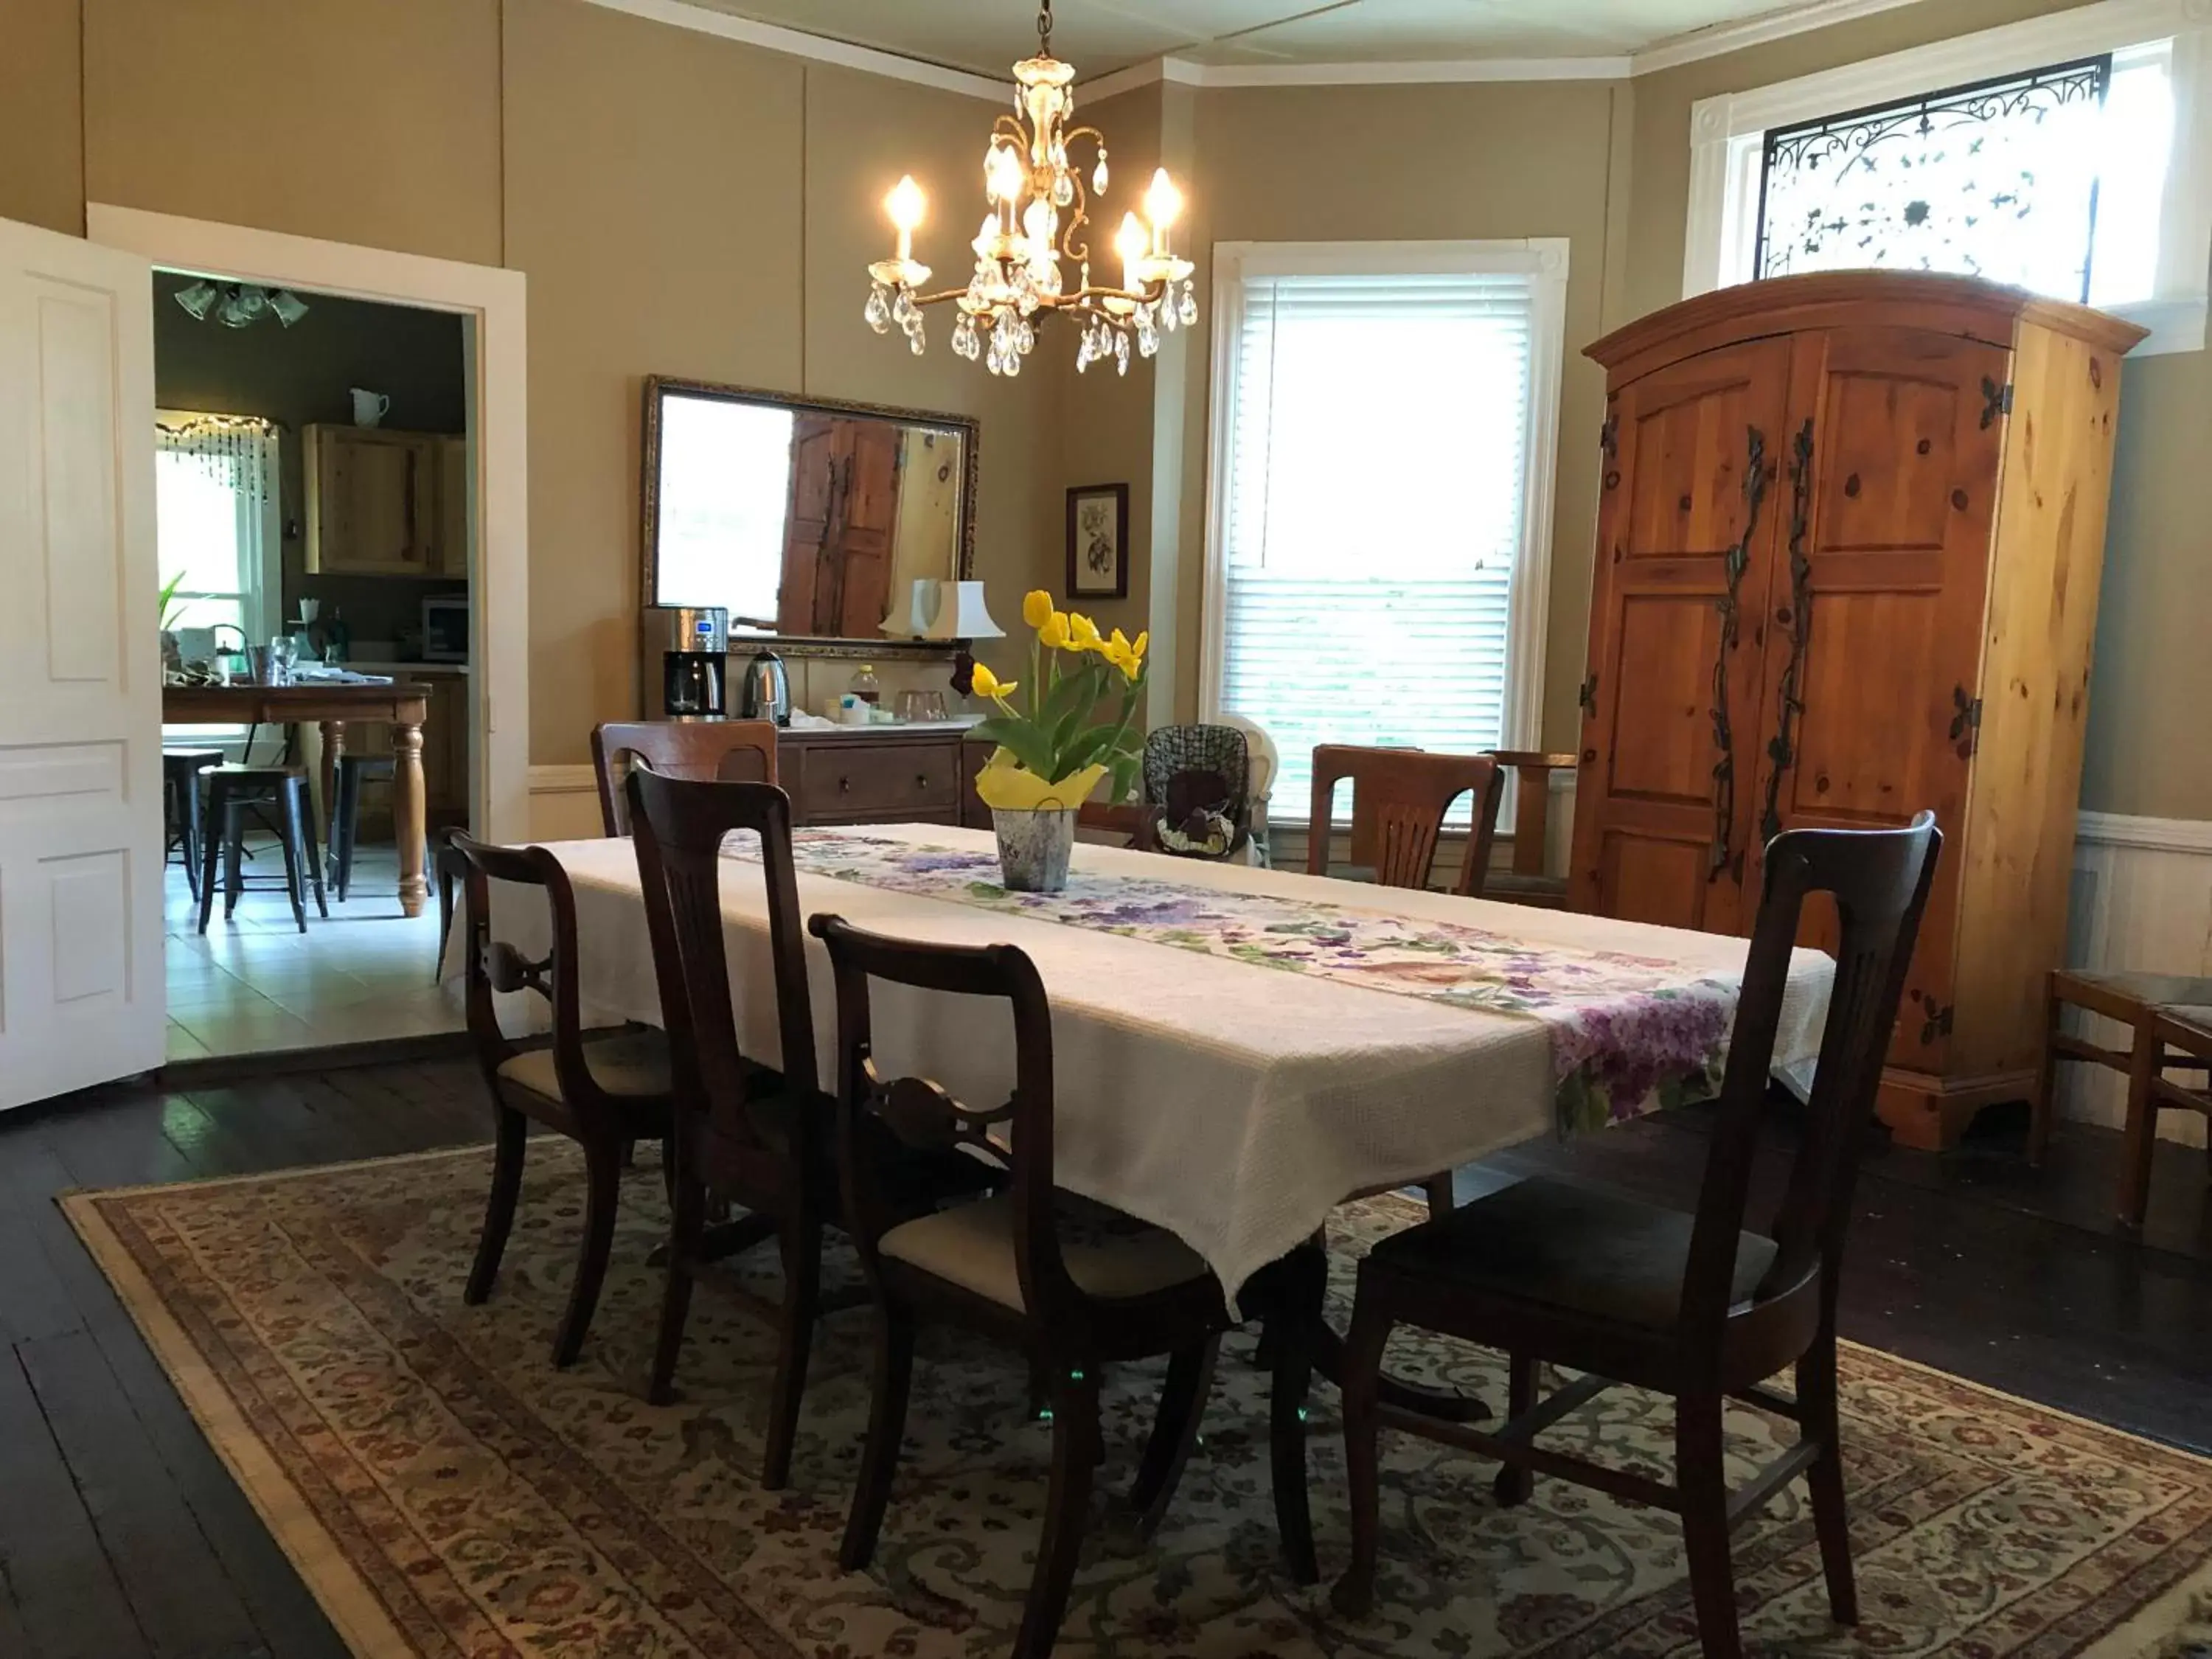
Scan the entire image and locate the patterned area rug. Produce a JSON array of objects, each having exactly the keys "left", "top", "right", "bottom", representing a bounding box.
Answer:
[{"left": 63, "top": 1145, "right": 2212, "bottom": 1658}]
